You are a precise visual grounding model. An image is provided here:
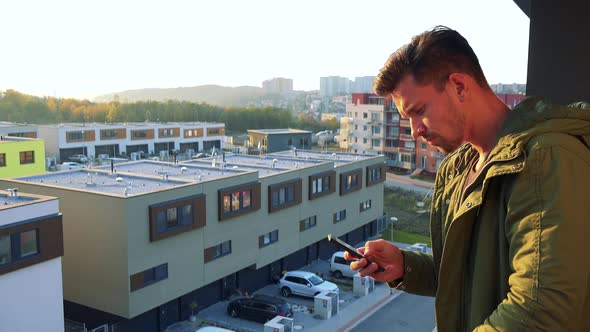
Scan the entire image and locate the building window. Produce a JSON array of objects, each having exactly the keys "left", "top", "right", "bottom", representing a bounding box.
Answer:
[
  {"left": 68, "top": 132, "right": 86, "bottom": 140},
  {"left": 309, "top": 171, "right": 335, "bottom": 200},
  {"left": 340, "top": 169, "right": 362, "bottom": 195},
  {"left": 404, "top": 127, "right": 412, "bottom": 135},
  {"left": 208, "top": 128, "right": 221, "bottom": 135},
  {"left": 204, "top": 240, "right": 232, "bottom": 263},
  {"left": 372, "top": 139, "right": 380, "bottom": 147},
  {"left": 360, "top": 200, "right": 372, "bottom": 212},
  {"left": 363, "top": 125, "right": 367, "bottom": 131},
  {"left": 149, "top": 194, "right": 205, "bottom": 242},
  {"left": 218, "top": 182, "right": 261, "bottom": 220},
  {"left": 130, "top": 263, "right": 168, "bottom": 291},
  {"left": 363, "top": 138, "right": 367, "bottom": 144},
  {"left": 371, "top": 113, "right": 380, "bottom": 121},
  {"left": 367, "top": 163, "right": 386, "bottom": 186},
  {"left": 333, "top": 209, "right": 346, "bottom": 223},
  {"left": 0, "top": 229, "right": 39, "bottom": 266},
  {"left": 299, "top": 216, "right": 317, "bottom": 231},
  {"left": 421, "top": 142, "right": 427, "bottom": 150},
  {"left": 354, "top": 112, "right": 358, "bottom": 118},
  {"left": 0, "top": 235, "right": 11, "bottom": 265},
  {"left": 372, "top": 126, "right": 381, "bottom": 134},
  {"left": 259, "top": 230, "right": 279, "bottom": 248},
  {"left": 101, "top": 130, "right": 118, "bottom": 139},
  {"left": 133, "top": 131, "right": 147, "bottom": 139},
  {"left": 363, "top": 113, "right": 368, "bottom": 119},
  {"left": 354, "top": 125, "right": 358, "bottom": 130},
  {"left": 19, "top": 151, "right": 35, "bottom": 164},
  {"left": 161, "top": 129, "right": 174, "bottom": 137},
  {"left": 0, "top": 153, "right": 6, "bottom": 167},
  {"left": 401, "top": 154, "right": 412, "bottom": 163},
  {"left": 269, "top": 179, "right": 301, "bottom": 213}
]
